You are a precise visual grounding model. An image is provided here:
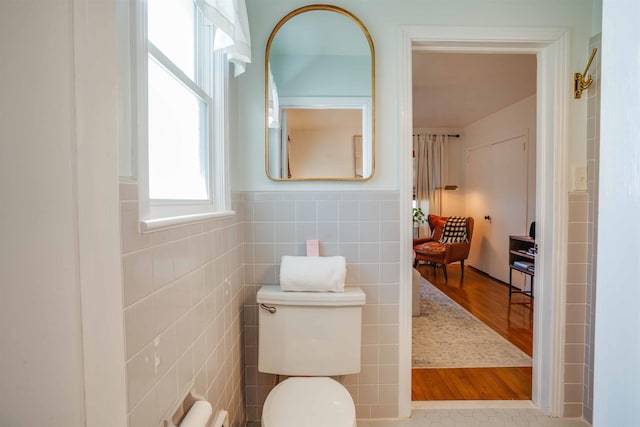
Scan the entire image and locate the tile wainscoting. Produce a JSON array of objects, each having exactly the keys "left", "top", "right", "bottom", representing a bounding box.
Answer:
[
  {"left": 565, "top": 191, "right": 589, "bottom": 418},
  {"left": 119, "top": 183, "right": 246, "bottom": 427},
  {"left": 240, "top": 190, "right": 401, "bottom": 422}
]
